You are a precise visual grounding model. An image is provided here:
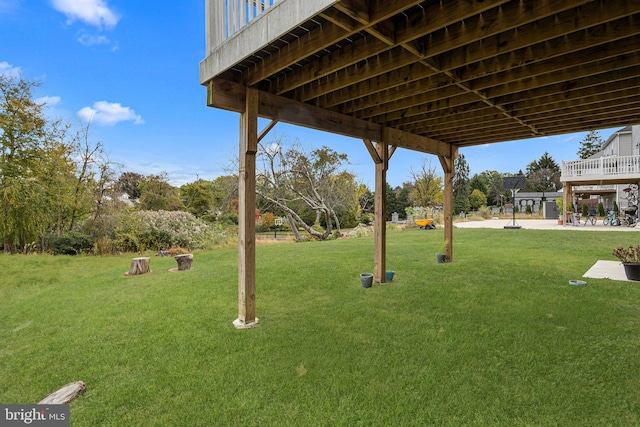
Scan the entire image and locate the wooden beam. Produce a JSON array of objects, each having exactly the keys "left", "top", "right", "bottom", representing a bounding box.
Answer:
[
  {"left": 273, "top": 0, "right": 509, "bottom": 97},
  {"left": 207, "top": 79, "right": 451, "bottom": 157},
  {"left": 382, "top": 127, "right": 451, "bottom": 159},
  {"left": 258, "top": 120, "right": 278, "bottom": 143},
  {"left": 333, "top": 0, "right": 369, "bottom": 25},
  {"left": 235, "top": 87, "right": 259, "bottom": 329},
  {"left": 246, "top": 0, "right": 424, "bottom": 87},
  {"left": 438, "top": 145, "right": 458, "bottom": 262},
  {"left": 363, "top": 138, "right": 381, "bottom": 164},
  {"left": 373, "top": 142, "right": 388, "bottom": 283},
  {"left": 563, "top": 183, "right": 571, "bottom": 224}
]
